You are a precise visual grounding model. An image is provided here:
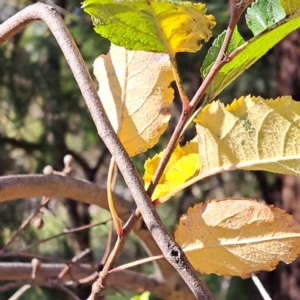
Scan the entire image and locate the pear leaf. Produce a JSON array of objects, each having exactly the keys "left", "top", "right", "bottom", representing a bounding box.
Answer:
[
  {"left": 206, "top": 12, "right": 300, "bottom": 99},
  {"left": 280, "top": 0, "right": 300, "bottom": 15},
  {"left": 83, "top": 0, "right": 215, "bottom": 54},
  {"left": 94, "top": 44, "right": 174, "bottom": 156},
  {"left": 195, "top": 95, "right": 300, "bottom": 175},
  {"left": 246, "top": 0, "right": 286, "bottom": 36},
  {"left": 175, "top": 198, "right": 300, "bottom": 278}
]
